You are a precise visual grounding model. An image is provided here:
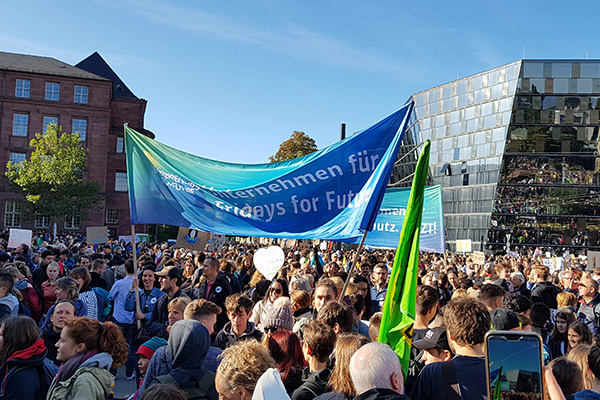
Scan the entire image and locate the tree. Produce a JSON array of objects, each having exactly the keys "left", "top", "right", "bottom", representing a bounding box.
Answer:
[
  {"left": 269, "top": 131, "right": 318, "bottom": 163},
  {"left": 5, "top": 123, "right": 102, "bottom": 235}
]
